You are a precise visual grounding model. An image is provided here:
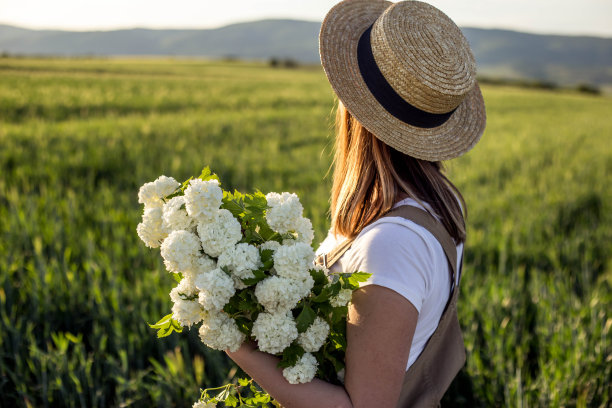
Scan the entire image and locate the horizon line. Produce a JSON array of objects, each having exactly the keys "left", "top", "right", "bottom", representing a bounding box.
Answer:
[{"left": 1, "top": 18, "right": 611, "bottom": 40}]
